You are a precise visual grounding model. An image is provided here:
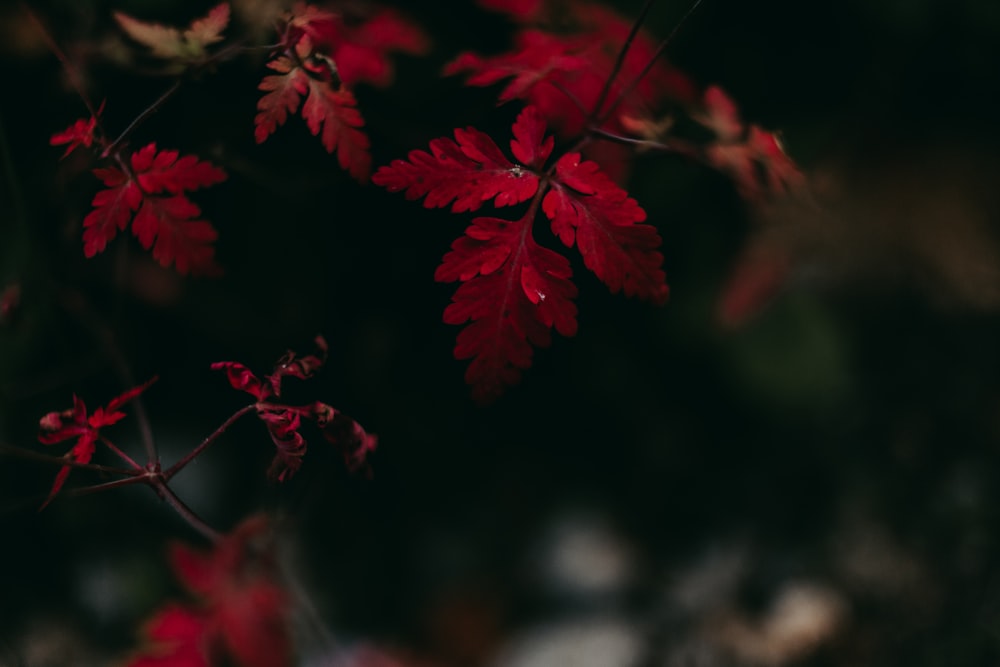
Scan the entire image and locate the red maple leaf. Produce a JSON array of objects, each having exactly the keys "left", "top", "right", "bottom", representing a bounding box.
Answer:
[
  {"left": 36, "top": 378, "right": 156, "bottom": 508},
  {"left": 125, "top": 515, "right": 292, "bottom": 667},
  {"left": 82, "top": 143, "right": 226, "bottom": 274},
  {"left": 374, "top": 106, "right": 666, "bottom": 401},
  {"left": 212, "top": 336, "right": 377, "bottom": 480}
]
